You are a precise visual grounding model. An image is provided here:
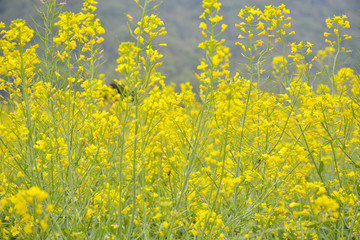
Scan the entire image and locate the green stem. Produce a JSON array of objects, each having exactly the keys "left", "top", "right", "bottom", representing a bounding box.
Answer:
[
  {"left": 234, "top": 21, "right": 254, "bottom": 211},
  {"left": 331, "top": 24, "right": 341, "bottom": 96}
]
